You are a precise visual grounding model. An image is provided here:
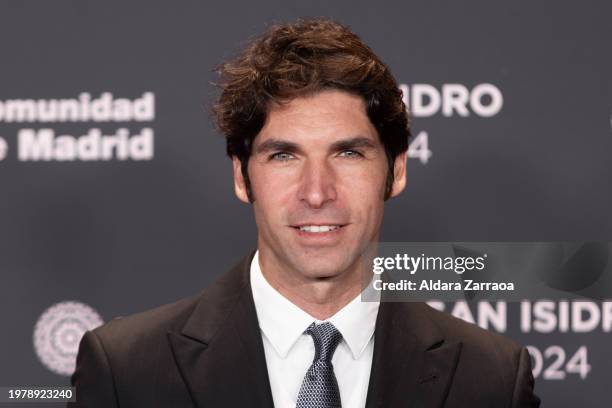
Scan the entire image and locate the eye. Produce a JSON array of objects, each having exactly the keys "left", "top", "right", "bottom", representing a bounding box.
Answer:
[
  {"left": 338, "top": 150, "right": 363, "bottom": 159},
  {"left": 269, "top": 152, "right": 295, "bottom": 161}
]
